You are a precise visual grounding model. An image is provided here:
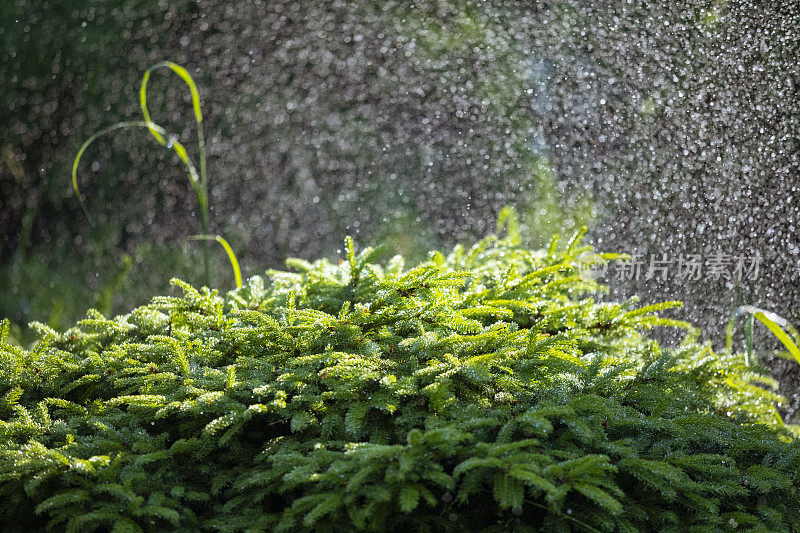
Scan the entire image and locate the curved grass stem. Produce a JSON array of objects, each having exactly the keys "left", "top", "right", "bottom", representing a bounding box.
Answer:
[
  {"left": 72, "top": 120, "right": 202, "bottom": 214},
  {"left": 726, "top": 305, "right": 800, "bottom": 365},
  {"left": 73, "top": 61, "right": 215, "bottom": 287},
  {"left": 188, "top": 234, "right": 242, "bottom": 289},
  {"left": 140, "top": 61, "right": 209, "bottom": 283}
]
